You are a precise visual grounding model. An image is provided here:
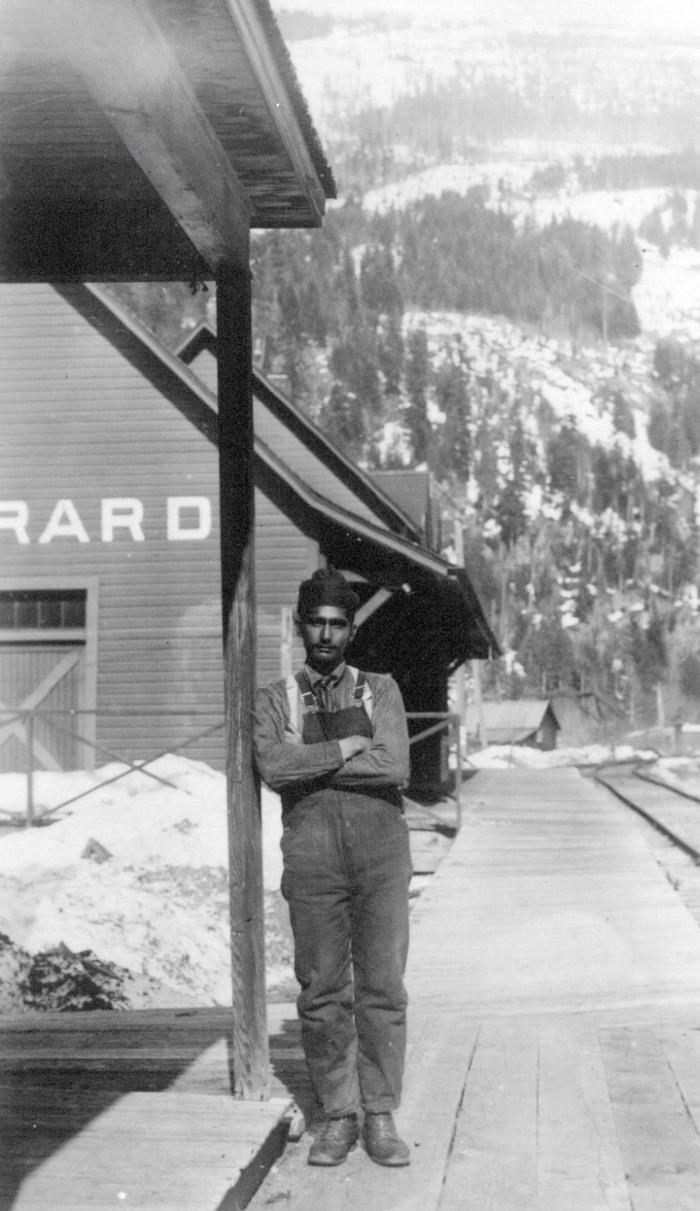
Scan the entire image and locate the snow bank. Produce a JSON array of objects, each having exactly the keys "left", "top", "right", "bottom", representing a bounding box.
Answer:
[
  {"left": 466, "top": 742, "right": 654, "bottom": 770},
  {"left": 644, "top": 756, "right": 700, "bottom": 799},
  {"left": 0, "top": 756, "right": 291, "bottom": 1007}
]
